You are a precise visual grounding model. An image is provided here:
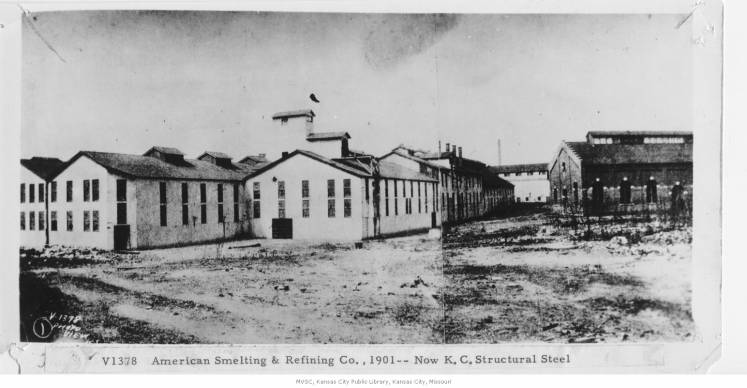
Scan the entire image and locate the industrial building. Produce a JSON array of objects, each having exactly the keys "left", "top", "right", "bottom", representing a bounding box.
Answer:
[
  {"left": 489, "top": 163, "right": 550, "bottom": 203},
  {"left": 42, "top": 147, "right": 265, "bottom": 250},
  {"left": 548, "top": 131, "right": 693, "bottom": 215},
  {"left": 380, "top": 144, "right": 514, "bottom": 224}
]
